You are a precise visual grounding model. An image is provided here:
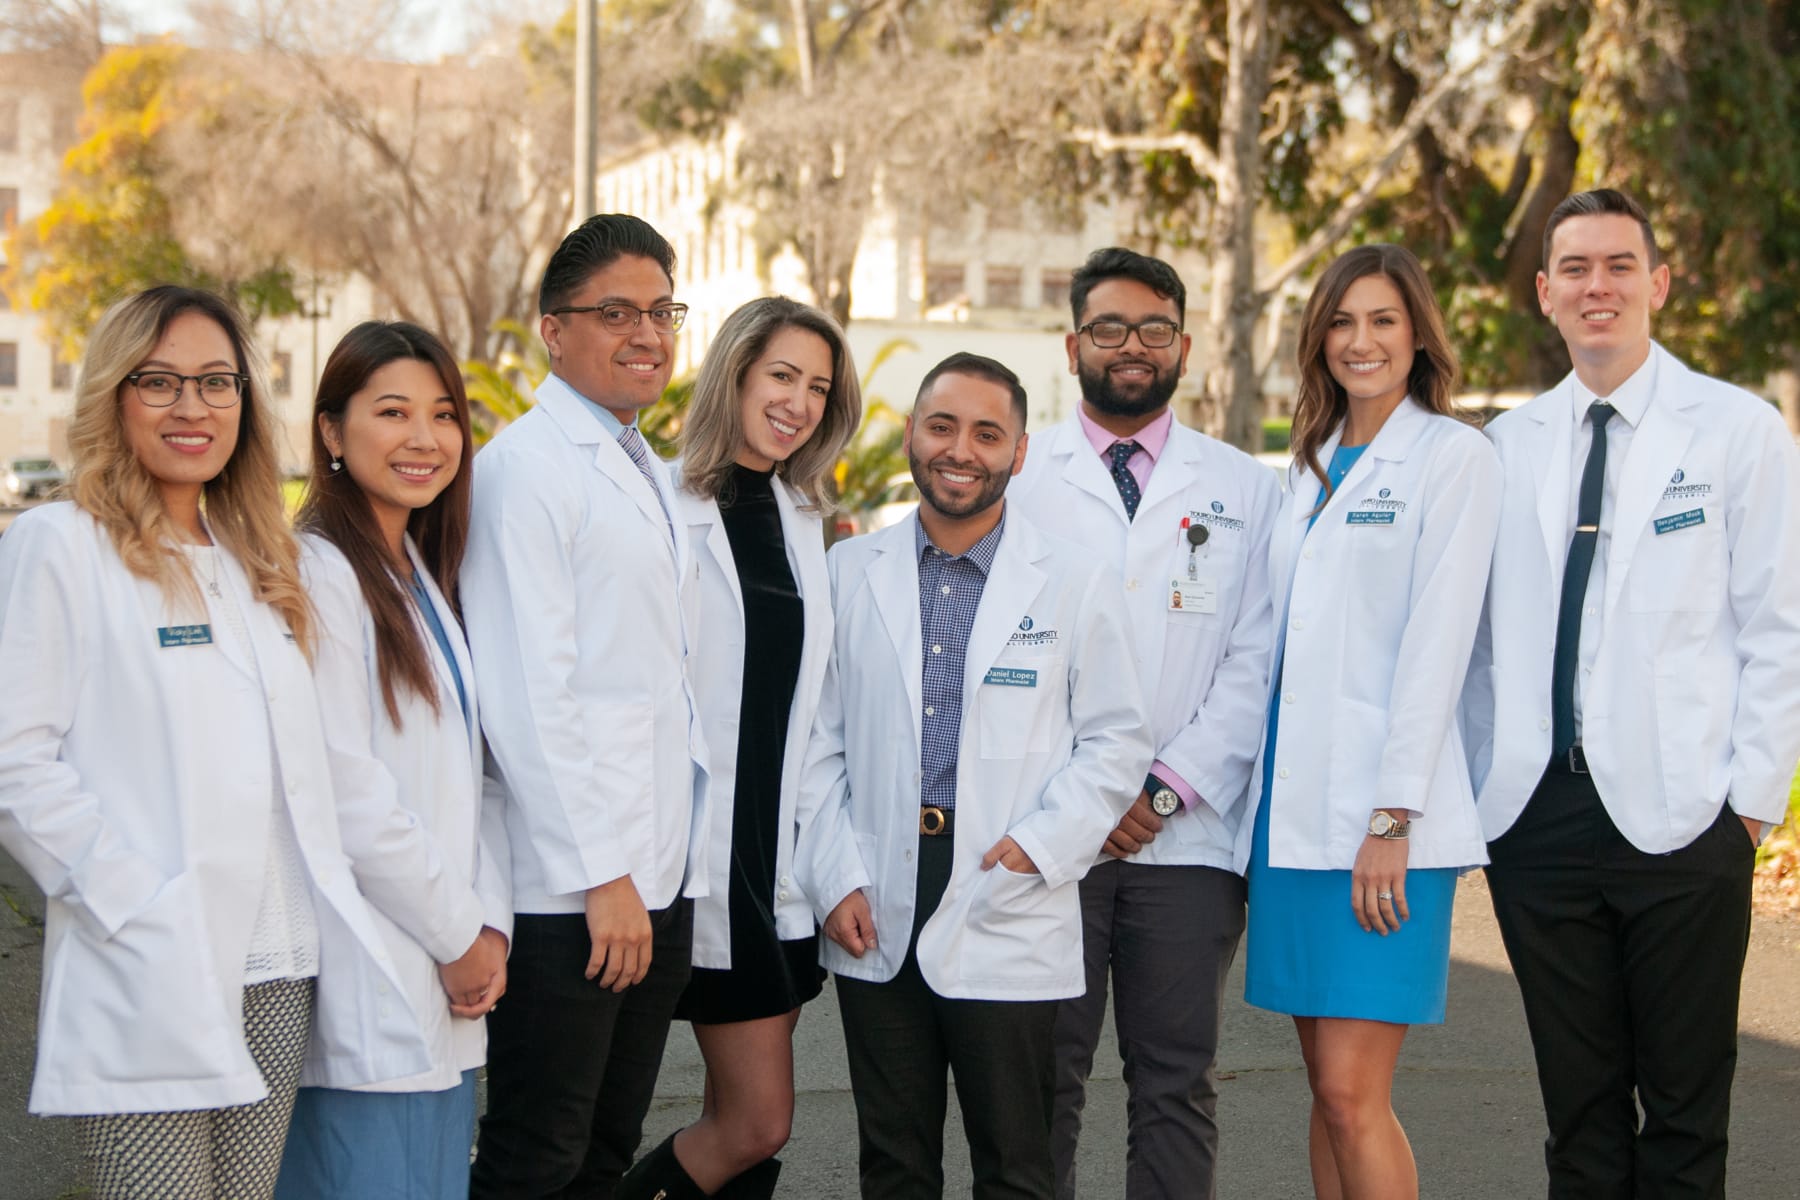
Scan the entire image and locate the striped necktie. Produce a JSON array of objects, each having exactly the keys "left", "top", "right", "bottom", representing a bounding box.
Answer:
[{"left": 618, "top": 425, "right": 675, "bottom": 543}]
